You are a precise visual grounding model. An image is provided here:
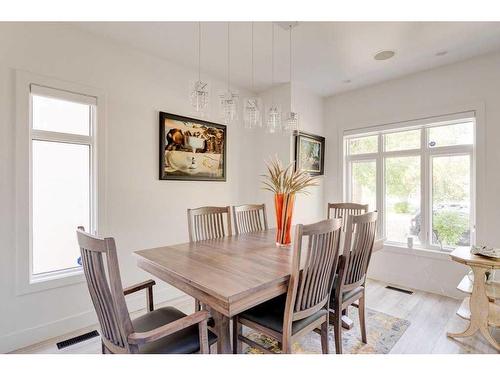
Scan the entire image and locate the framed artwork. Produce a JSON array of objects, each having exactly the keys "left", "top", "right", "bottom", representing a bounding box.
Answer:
[
  {"left": 159, "top": 112, "right": 226, "bottom": 181},
  {"left": 294, "top": 131, "right": 325, "bottom": 176}
]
